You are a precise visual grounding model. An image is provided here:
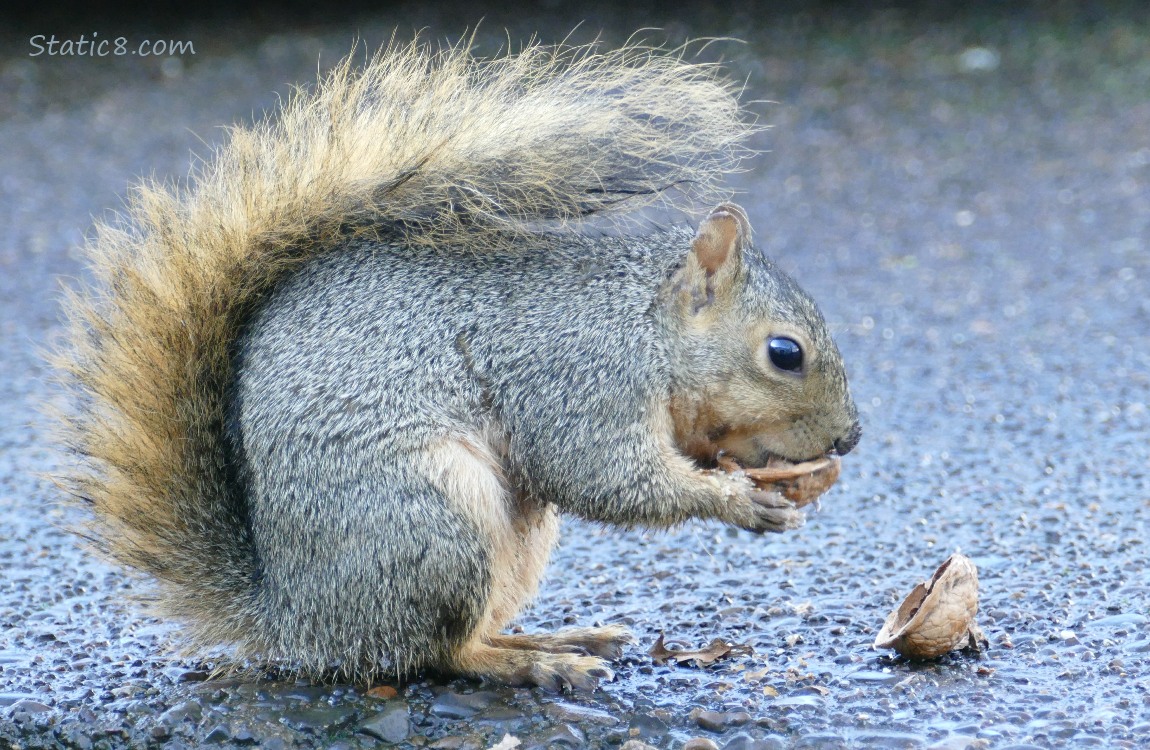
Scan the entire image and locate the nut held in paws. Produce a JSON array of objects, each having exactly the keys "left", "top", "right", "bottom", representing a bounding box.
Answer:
[
  {"left": 873, "top": 553, "right": 987, "bottom": 659},
  {"left": 717, "top": 455, "right": 841, "bottom": 508}
]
